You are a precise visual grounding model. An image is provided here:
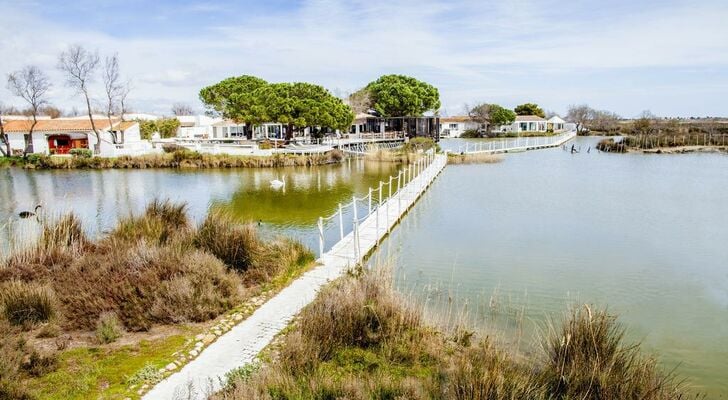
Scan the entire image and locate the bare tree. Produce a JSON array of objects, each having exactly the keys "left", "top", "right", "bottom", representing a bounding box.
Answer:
[
  {"left": 119, "top": 79, "right": 132, "bottom": 121},
  {"left": 566, "top": 104, "right": 592, "bottom": 135},
  {"left": 171, "top": 103, "right": 193, "bottom": 116},
  {"left": 7, "top": 66, "right": 52, "bottom": 156},
  {"left": 0, "top": 101, "right": 10, "bottom": 156},
  {"left": 346, "top": 89, "right": 372, "bottom": 115},
  {"left": 102, "top": 53, "right": 121, "bottom": 143},
  {"left": 58, "top": 44, "right": 101, "bottom": 154}
]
